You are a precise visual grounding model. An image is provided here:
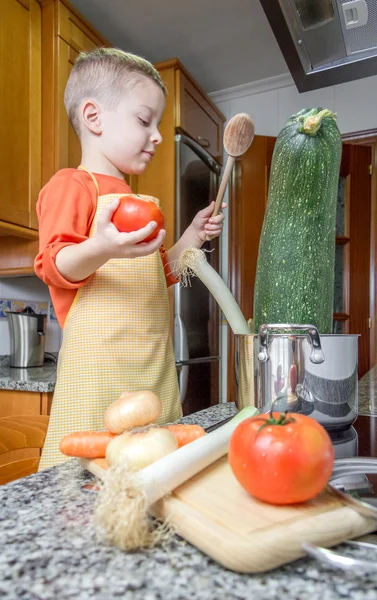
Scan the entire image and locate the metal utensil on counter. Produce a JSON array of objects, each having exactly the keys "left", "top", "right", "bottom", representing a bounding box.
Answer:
[
  {"left": 211, "top": 113, "right": 255, "bottom": 218},
  {"left": 328, "top": 479, "right": 377, "bottom": 519},
  {"left": 302, "top": 541, "right": 377, "bottom": 574},
  {"left": 205, "top": 416, "right": 234, "bottom": 432},
  {"left": 332, "top": 457, "right": 377, "bottom": 476},
  {"left": 302, "top": 459, "right": 377, "bottom": 572}
]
